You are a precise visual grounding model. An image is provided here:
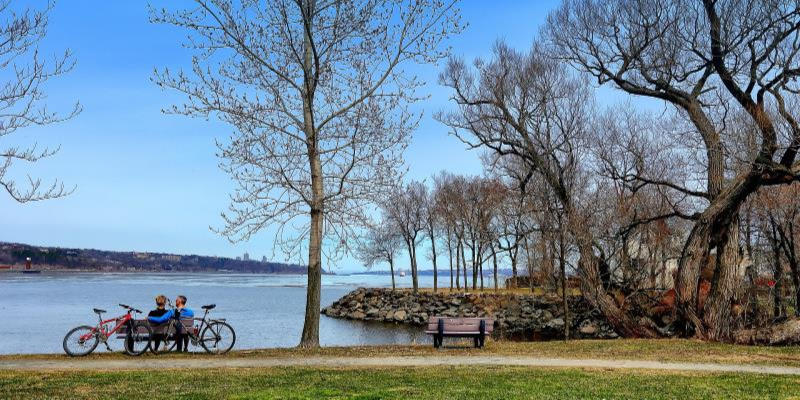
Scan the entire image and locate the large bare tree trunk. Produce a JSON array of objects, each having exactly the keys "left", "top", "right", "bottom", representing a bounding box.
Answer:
[
  {"left": 299, "top": 1, "right": 322, "bottom": 348},
  {"left": 677, "top": 173, "right": 760, "bottom": 340},
  {"left": 577, "top": 240, "right": 660, "bottom": 338},
  {"left": 300, "top": 202, "right": 323, "bottom": 348},
  {"left": 703, "top": 218, "right": 742, "bottom": 341}
]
